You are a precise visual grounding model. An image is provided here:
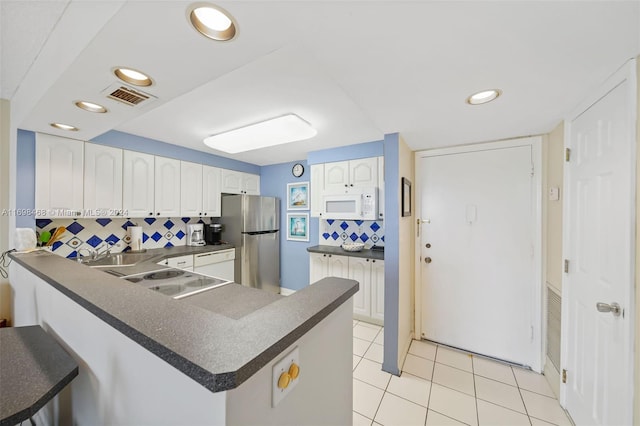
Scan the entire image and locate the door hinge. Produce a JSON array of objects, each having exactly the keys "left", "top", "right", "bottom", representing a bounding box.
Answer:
[
  {"left": 565, "top": 148, "right": 571, "bottom": 162},
  {"left": 562, "top": 369, "right": 567, "bottom": 384},
  {"left": 564, "top": 259, "right": 569, "bottom": 273}
]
